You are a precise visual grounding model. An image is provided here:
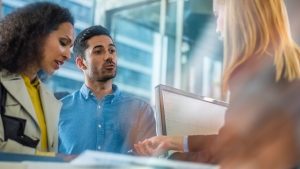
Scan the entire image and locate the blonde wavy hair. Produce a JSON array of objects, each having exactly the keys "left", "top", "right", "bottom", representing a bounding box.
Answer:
[{"left": 222, "top": 0, "right": 300, "bottom": 92}]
